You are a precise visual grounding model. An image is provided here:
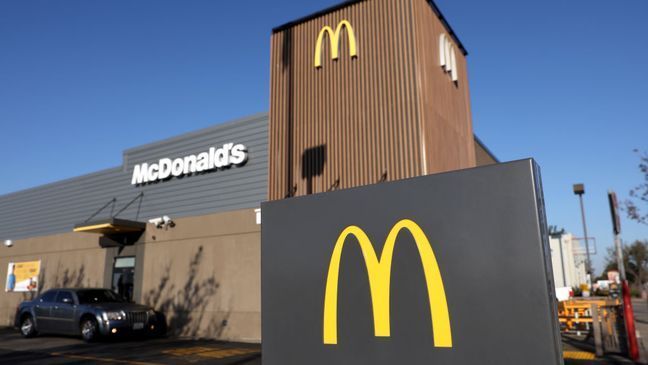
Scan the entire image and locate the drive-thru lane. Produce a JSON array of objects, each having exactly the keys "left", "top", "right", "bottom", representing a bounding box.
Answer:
[{"left": 0, "top": 327, "right": 260, "bottom": 364}]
